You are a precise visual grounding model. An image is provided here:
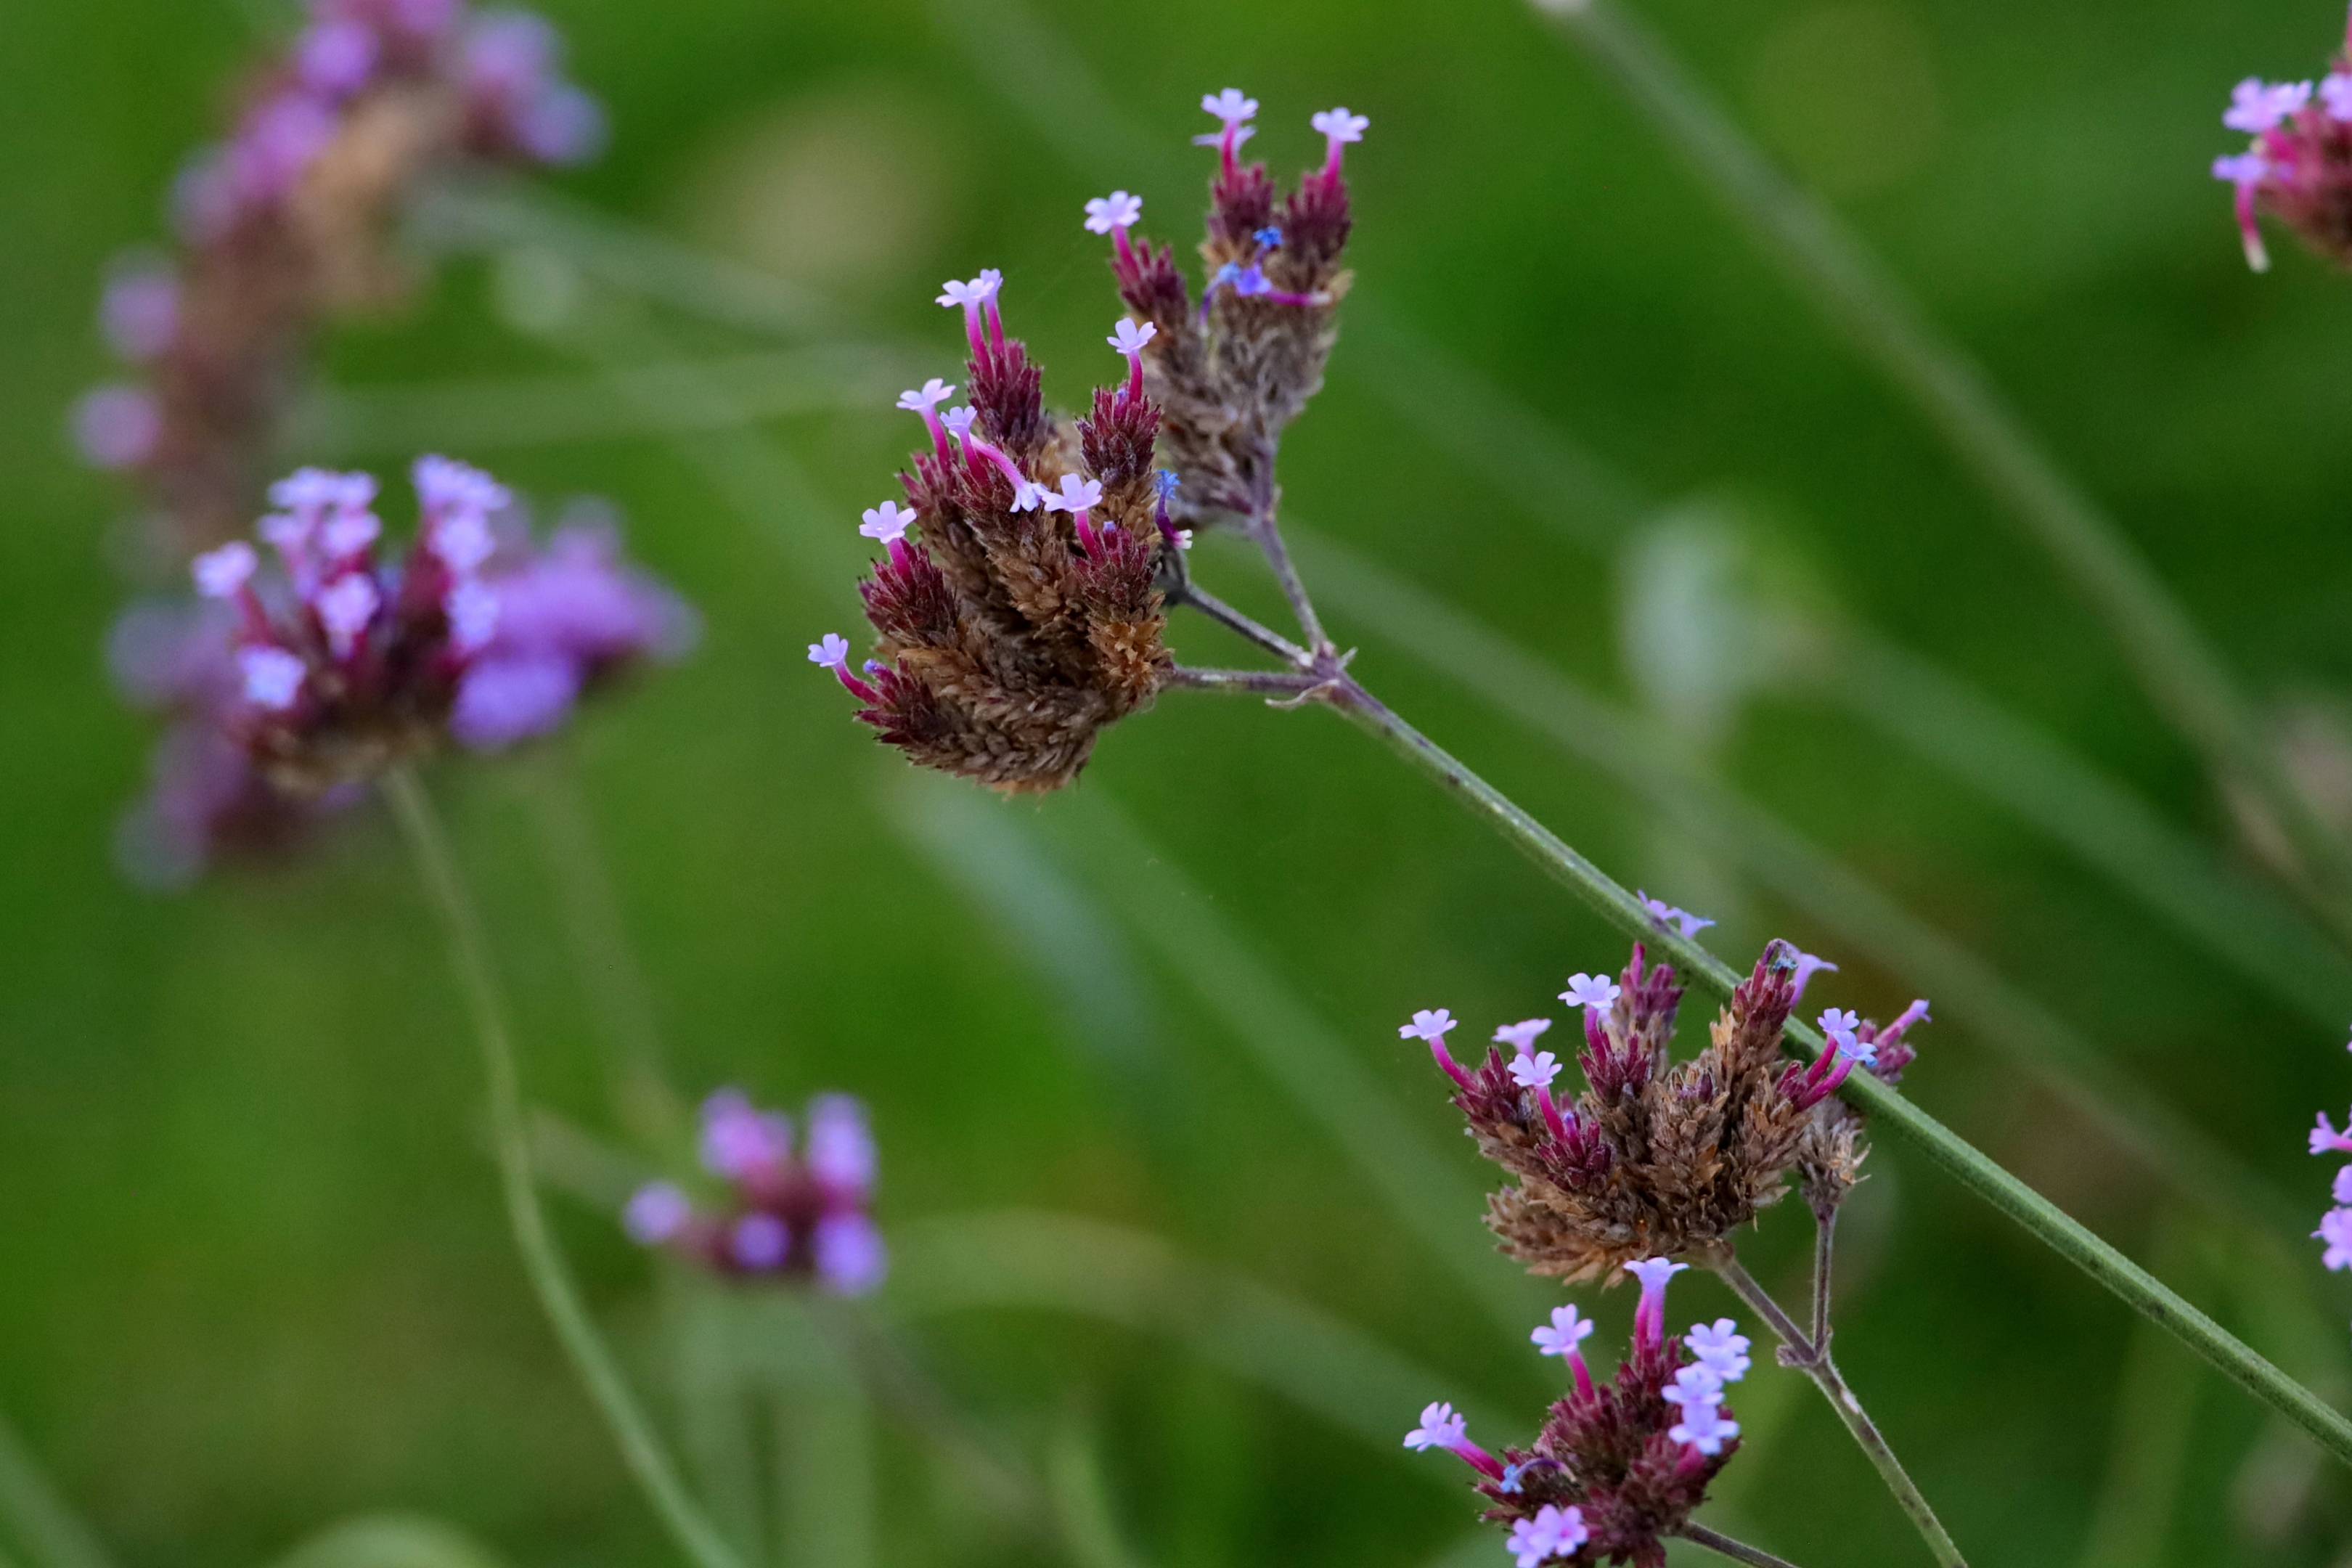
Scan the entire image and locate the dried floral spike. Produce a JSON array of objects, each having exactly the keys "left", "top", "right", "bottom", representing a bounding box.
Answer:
[{"left": 75, "top": 0, "right": 603, "bottom": 554}]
